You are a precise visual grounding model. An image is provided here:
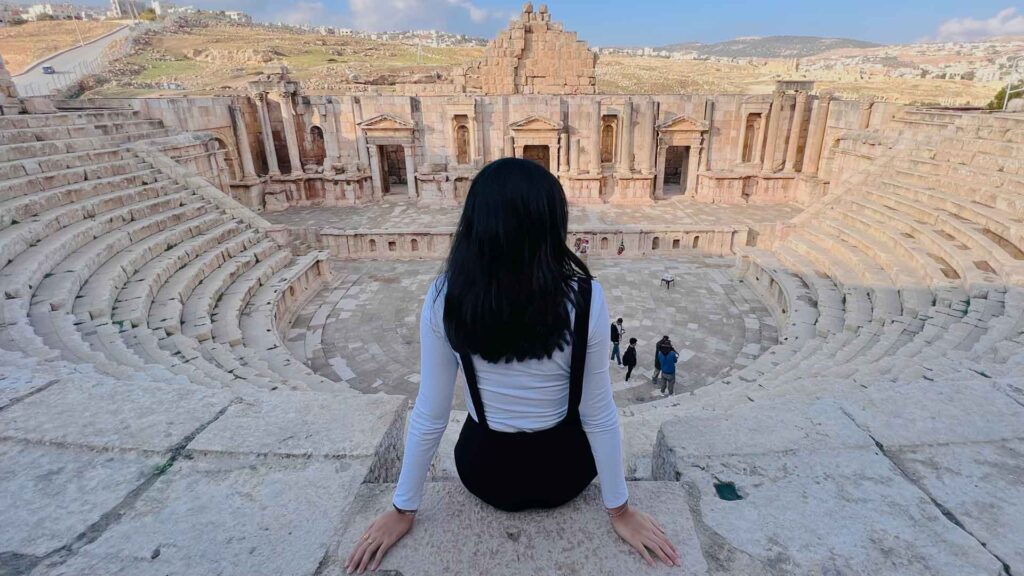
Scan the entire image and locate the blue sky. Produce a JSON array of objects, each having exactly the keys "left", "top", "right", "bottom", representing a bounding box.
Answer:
[{"left": 193, "top": 1, "right": 1024, "bottom": 46}]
